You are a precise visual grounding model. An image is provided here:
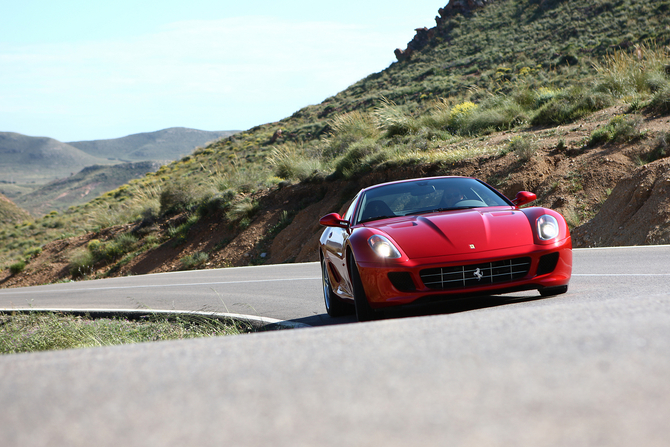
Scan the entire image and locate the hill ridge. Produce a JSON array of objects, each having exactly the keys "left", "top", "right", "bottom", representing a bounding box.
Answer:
[{"left": 67, "top": 127, "right": 238, "bottom": 162}]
